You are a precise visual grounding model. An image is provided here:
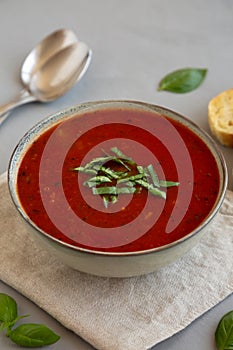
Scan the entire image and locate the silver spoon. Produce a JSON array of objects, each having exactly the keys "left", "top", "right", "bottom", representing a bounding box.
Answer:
[
  {"left": 0, "top": 28, "right": 79, "bottom": 125},
  {"left": 0, "top": 29, "right": 92, "bottom": 126}
]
